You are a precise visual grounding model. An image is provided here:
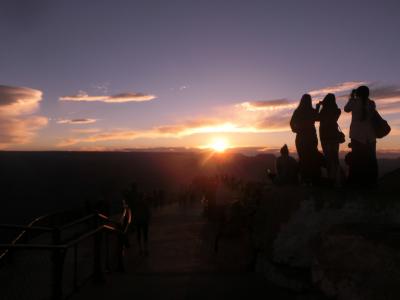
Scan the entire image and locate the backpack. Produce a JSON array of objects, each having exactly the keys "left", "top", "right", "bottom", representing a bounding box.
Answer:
[
  {"left": 372, "top": 109, "right": 391, "bottom": 138},
  {"left": 336, "top": 126, "right": 346, "bottom": 144}
]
